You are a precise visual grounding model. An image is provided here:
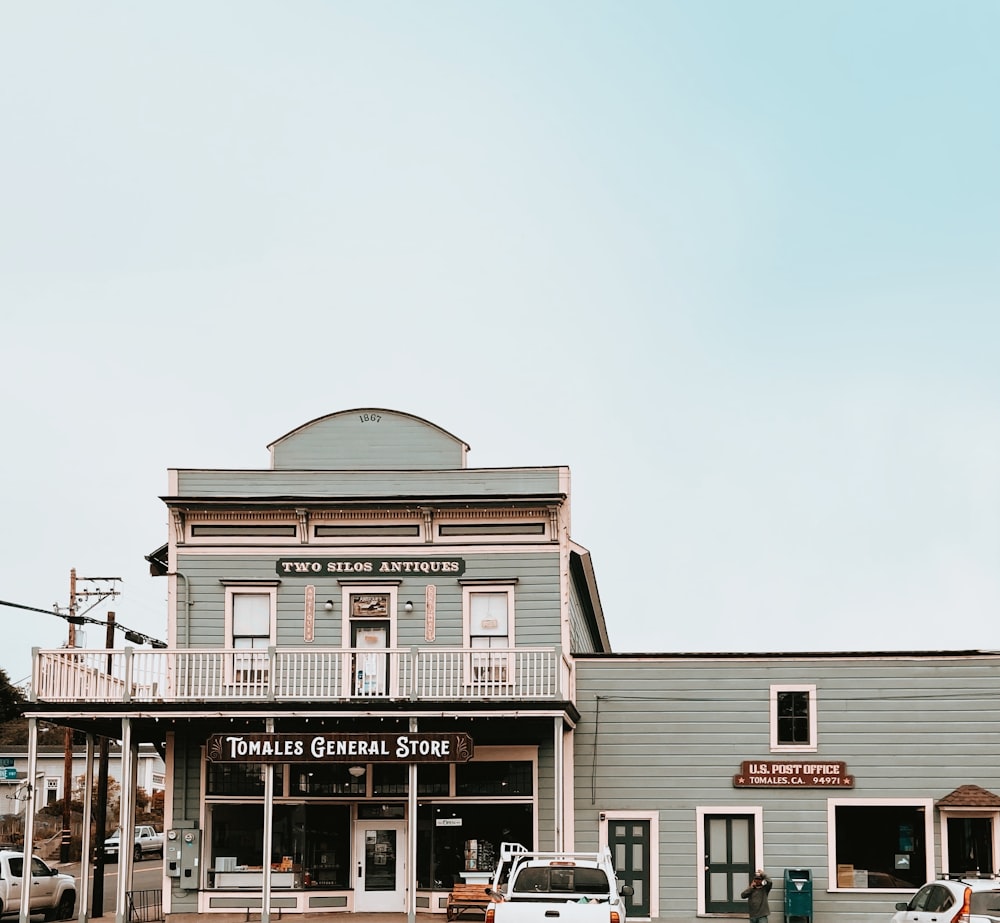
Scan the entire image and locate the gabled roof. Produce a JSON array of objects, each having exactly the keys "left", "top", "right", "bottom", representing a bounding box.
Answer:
[{"left": 938, "top": 784, "right": 1000, "bottom": 808}]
